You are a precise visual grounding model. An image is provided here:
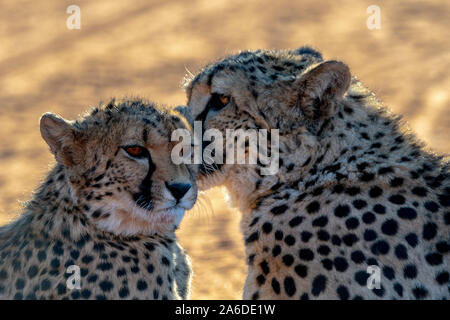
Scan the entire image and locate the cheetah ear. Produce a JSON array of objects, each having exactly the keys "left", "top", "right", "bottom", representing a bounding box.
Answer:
[
  {"left": 290, "top": 60, "right": 351, "bottom": 120},
  {"left": 40, "top": 113, "right": 85, "bottom": 167}
]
